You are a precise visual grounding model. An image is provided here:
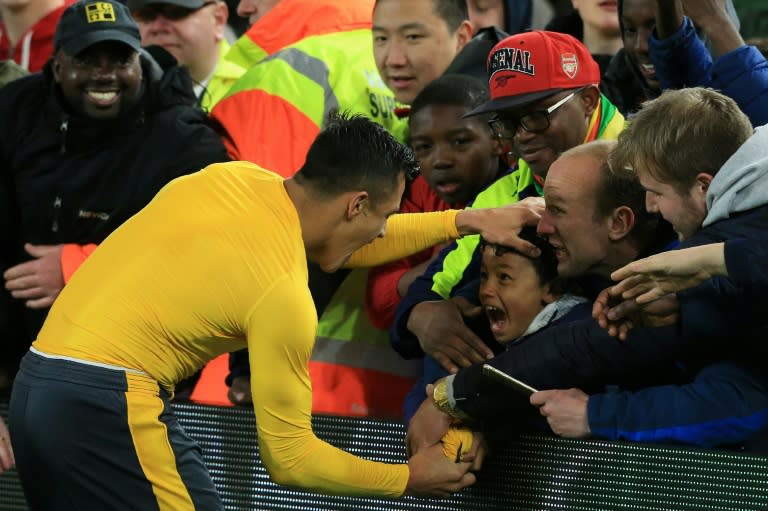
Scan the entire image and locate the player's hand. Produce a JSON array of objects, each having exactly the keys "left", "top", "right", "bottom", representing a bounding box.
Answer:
[
  {"left": 408, "top": 297, "right": 493, "bottom": 373},
  {"left": 4, "top": 243, "right": 65, "bottom": 309},
  {"left": 455, "top": 199, "right": 544, "bottom": 258},
  {"left": 531, "top": 389, "right": 590, "bottom": 438},
  {"left": 463, "top": 431, "right": 488, "bottom": 472},
  {"left": 0, "top": 417, "right": 15, "bottom": 475},
  {"left": 227, "top": 375, "right": 253, "bottom": 406},
  {"left": 405, "top": 443, "right": 476, "bottom": 498}
]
